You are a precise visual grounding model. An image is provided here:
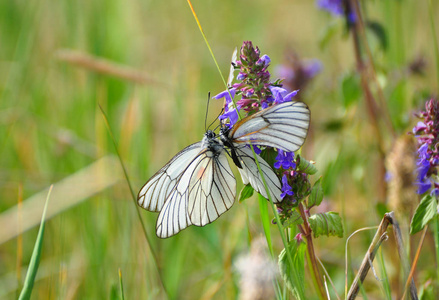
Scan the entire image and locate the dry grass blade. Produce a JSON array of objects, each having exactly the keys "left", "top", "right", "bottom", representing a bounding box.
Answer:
[
  {"left": 0, "top": 156, "right": 122, "bottom": 245},
  {"left": 347, "top": 212, "right": 418, "bottom": 299},
  {"left": 56, "top": 49, "right": 157, "bottom": 85}
]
